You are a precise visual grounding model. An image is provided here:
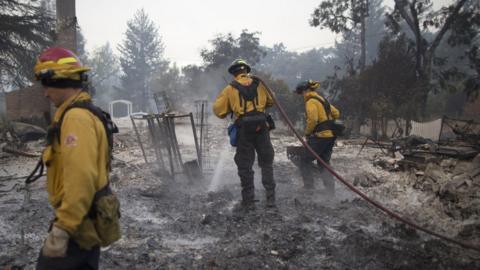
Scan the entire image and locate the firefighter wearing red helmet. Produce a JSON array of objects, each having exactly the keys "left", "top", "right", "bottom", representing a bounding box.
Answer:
[
  {"left": 33, "top": 47, "right": 120, "bottom": 270},
  {"left": 213, "top": 59, "right": 276, "bottom": 212}
]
